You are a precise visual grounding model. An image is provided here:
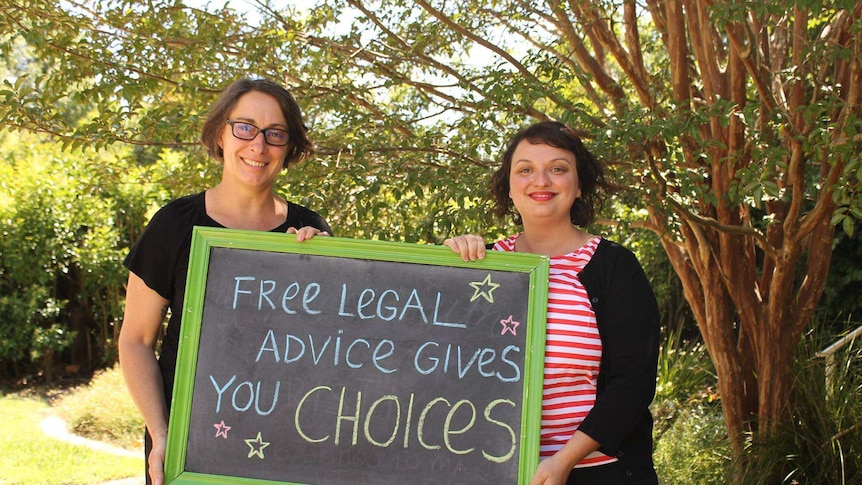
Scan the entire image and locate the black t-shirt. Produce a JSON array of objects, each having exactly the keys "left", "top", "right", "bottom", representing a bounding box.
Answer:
[{"left": 123, "top": 191, "right": 332, "bottom": 402}]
